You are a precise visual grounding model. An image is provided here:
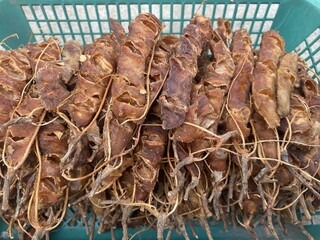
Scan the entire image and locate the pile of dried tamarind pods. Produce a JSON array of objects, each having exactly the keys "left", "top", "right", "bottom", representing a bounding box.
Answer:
[{"left": 0, "top": 13, "right": 319, "bottom": 240}]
